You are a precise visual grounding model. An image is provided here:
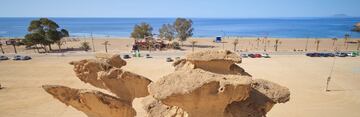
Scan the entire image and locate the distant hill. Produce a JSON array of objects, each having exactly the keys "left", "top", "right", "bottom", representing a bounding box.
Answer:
[{"left": 332, "top": 14, "right": 350, "bottom": 18}]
